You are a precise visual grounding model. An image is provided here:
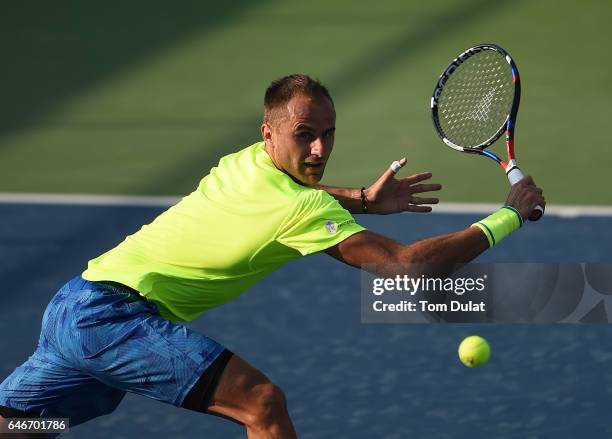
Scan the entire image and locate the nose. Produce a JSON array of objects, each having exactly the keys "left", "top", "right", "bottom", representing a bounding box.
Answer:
[{"left": 310, "top": 137, "right": 327, "bottom": 158}]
